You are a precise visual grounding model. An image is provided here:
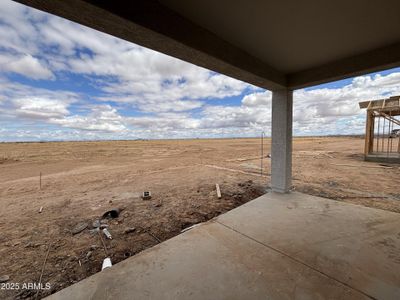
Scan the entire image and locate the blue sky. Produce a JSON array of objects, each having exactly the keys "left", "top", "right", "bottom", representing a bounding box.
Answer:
[{"left": 1, "top": 1, "right": 400, "bottom": 142}]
